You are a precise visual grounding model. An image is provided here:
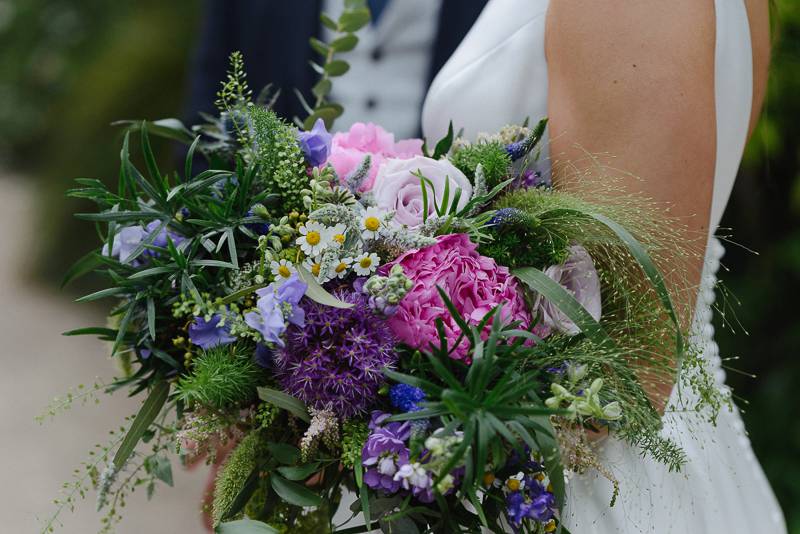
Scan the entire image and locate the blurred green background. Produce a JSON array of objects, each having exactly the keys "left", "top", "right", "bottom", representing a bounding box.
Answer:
[{"left": 0, "top": 0, "right": 797, "bottom": 531}]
